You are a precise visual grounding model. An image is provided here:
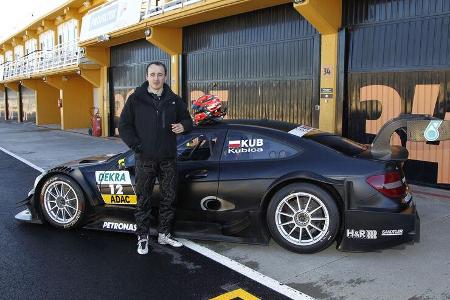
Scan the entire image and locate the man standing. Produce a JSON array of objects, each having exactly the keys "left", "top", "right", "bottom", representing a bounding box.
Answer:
[{"left": 119, "top": 61, "right": 193, "bottom": 255}]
